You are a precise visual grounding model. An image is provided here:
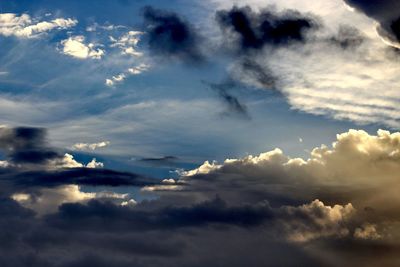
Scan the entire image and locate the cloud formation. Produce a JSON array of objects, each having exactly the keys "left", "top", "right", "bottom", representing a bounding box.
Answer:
[
  {"left": 0, "top": 13, "right": 77, "bottom": 38},
  {"left": 343, "top": 0, "right": 400, "bottom": 48},
  {"left": 60, "top": 36, "right": 105, "bottom": 59},
  {"left": 216, "top": 6, "right": 316, "bottom": 52},
  {"left": 142, "top": 6, "right": 205, "bottom": 63},
  {"left": 0, "top": 126, "right": 400, "bottom": 266}
]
